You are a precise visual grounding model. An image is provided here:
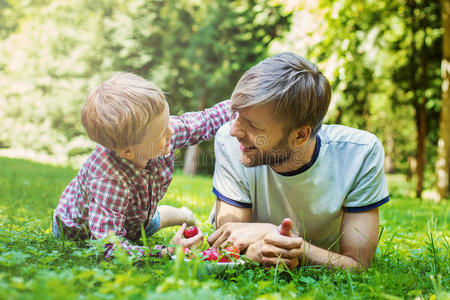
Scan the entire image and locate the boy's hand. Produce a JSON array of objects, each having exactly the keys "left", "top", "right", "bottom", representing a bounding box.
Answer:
[{"left": 170, "top": 223, "right": 204, "bottom": 252}]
